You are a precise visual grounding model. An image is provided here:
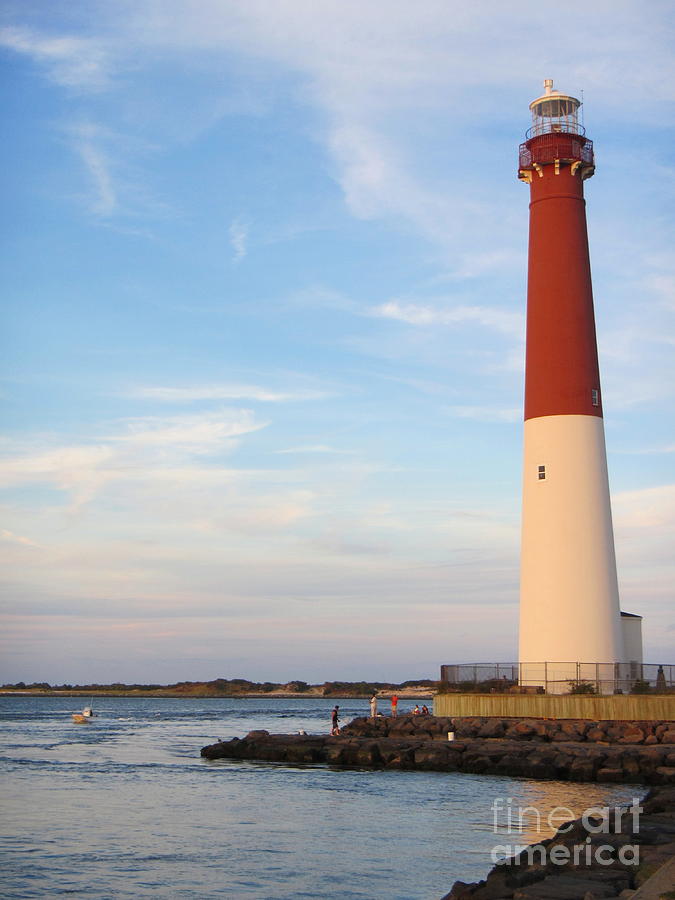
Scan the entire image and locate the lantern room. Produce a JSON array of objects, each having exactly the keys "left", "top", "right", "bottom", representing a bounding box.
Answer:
[
  {"left": 528, "top": 78, "right": 583, "bottom": 138},
  {"left": 519, "top": 79, "right": 594, "bottom": 179}
]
